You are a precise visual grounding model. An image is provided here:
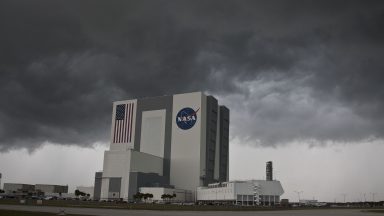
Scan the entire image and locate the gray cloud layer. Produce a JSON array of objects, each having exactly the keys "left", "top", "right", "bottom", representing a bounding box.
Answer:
[{"left": 0, "top": 0, "right": 383, "bottom": 151}]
